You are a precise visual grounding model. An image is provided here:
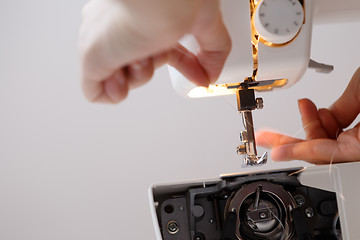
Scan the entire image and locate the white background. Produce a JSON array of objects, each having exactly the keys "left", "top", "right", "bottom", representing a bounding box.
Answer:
[{"left": 0, "top": 1, "right": 359, "bottom": 239}]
